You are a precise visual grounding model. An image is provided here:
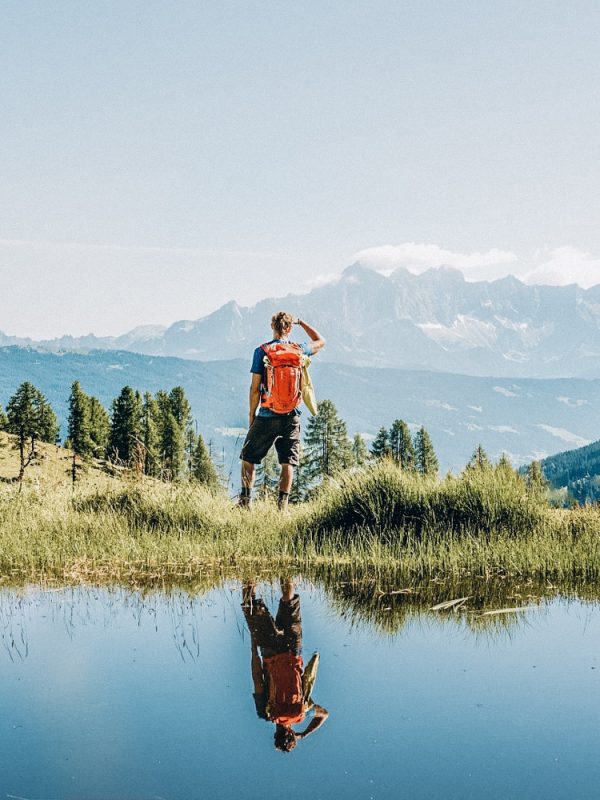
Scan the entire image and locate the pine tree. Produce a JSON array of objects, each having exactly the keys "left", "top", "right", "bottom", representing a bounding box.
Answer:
[
  {"left": 526, "top": 460, "right": 548, "bottom": 495},
  {"left": 389, "top": 419, "right": 415, "bottom": 470},
  {"left": 67, "top": 381, "right": 93, "bottom": 484},
  {"left": 467, "top": 444, "right": 491, "bottom": 471},
  {"left": 169, "top": 386, "right": 194, "bottom": 468},
  {"left": 36, "top": 394, "right": 59, "bottom": 445},
  {"left": 108, "top": 386, "right": 142, "bottom": 466},
  {"left": 290, "top": 443, "right": 309, "bottom": 503},
  {"left": 6, "top": 382, "right": 58, "bottom": 482},
  {"left": 352, "top": 433, "right": 370, "bottom": 467},
  {"left": 256, "top": 447, "right": 279, "bottom": 499},
  {"left": 140, "top": 392, "right": 160, "bottom": 476},
  {"left": 371, "top": 426, "right": 390, "bottom": 460},
  {"left": 68, "top": 382, "right": 93, "bottom": 458},
  {"left": 192, "top": 433, "right": 219, "bottom": 488},
  {"left": 88, "top": 396, "right": 110, "bottom": 459},
  {"left": 160, "top": 410, "right": 185, "bottom": 480},
  {"left": 414, "top": 426, "right": 439, "bottom": 477},
  {"left": 0, "top": 405, "right": 7, "bottom": 431},
  {"left": 496, "top": 452, "right": 515, "bottom": 477},
  {"left": 303, "top": 399, "right": 353, "bottom": 481}
]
